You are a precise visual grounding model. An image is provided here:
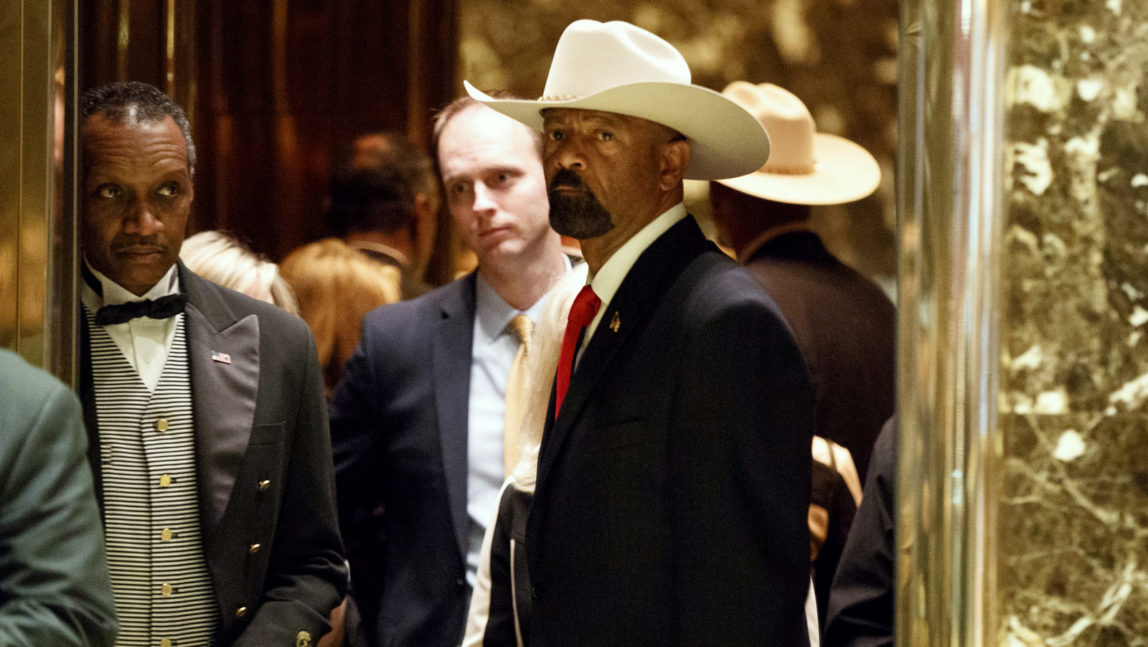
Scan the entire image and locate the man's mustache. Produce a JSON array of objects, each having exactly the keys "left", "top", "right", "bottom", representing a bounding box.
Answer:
[
  {"left": 111, "top": 235, "right": 164, "bottom": 251},
  {"left": 548, "top": 169, "right": 589, "bottom": 193}
]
